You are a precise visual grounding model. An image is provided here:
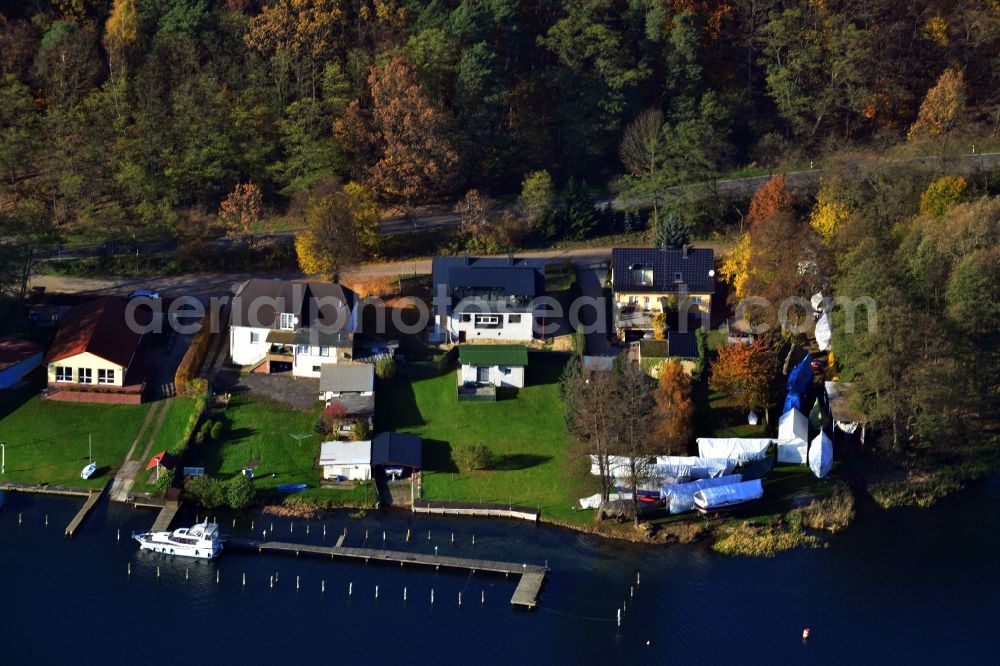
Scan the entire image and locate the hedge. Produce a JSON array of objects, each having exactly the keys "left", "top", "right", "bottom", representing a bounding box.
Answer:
[{"left": 175, "top": 311, "right": 215, "bottom": 396}]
